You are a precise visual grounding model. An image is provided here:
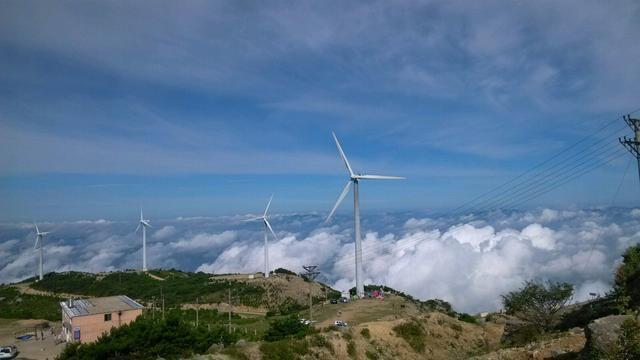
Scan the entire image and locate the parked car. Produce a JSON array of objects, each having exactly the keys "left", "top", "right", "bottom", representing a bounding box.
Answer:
[
  {"left": 0, "top": 346, "right": 18, "bottom": 359},
  {"left": 299, "top": 318, "right": 311, "bottom": 325},
  {"left": 330, "top": 299, "right": 338, "bottom": 304},
  {"left": 334, "top": 320, "right": 348, "bottom": 328}
]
